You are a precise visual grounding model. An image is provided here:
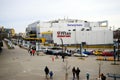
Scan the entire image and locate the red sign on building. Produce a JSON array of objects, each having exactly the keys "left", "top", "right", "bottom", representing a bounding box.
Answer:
[{"left": 57, "top": 31, "right": 71, "bottom": 37}]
